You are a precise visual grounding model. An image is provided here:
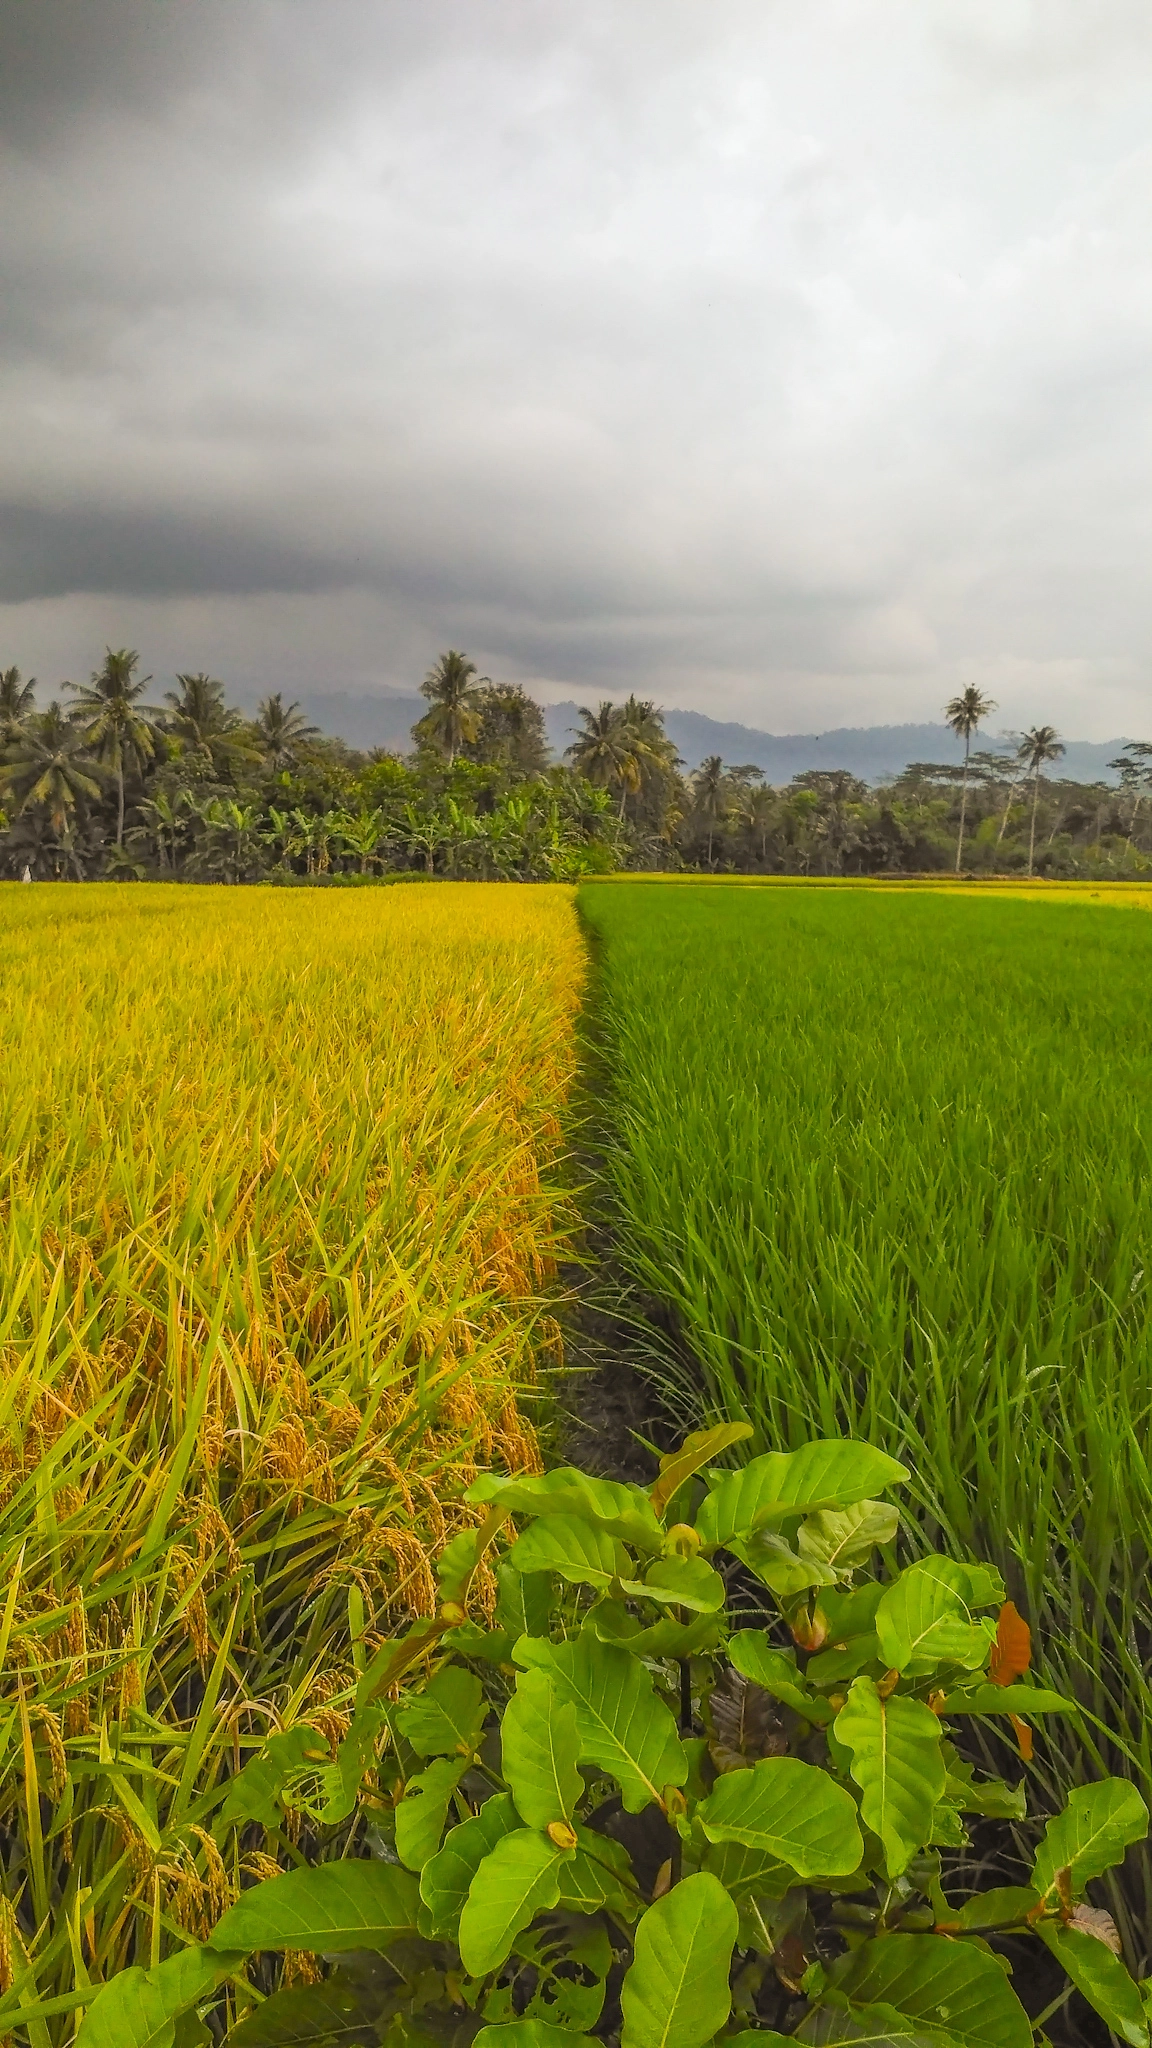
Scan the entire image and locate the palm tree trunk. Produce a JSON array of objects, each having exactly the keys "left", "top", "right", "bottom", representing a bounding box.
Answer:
[
  {"left": 1028, "top": 772, "right": 1040, "bottom": 876},
  {"left": 618, "top": 784, "right": 627, "bottom": 821},
  {"left": 955, "top": 733, "right": 970, "bottom": 873},
  {"left": 116, "top": 763, "right": 125, "bottom": 847},
  {"left": 996, "top": 778, "right": 1018, "bottom": 846},
  {"left": 1126, "top": 792, "right": 1142, "bottom": 853}
]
